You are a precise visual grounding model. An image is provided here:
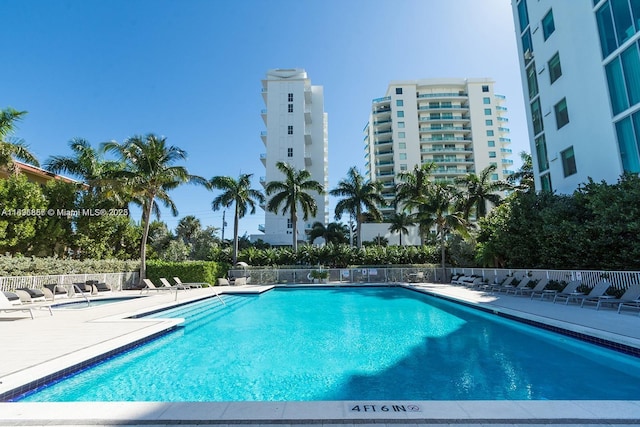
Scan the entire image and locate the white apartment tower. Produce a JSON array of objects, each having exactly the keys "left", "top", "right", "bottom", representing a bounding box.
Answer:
[
  {"left": 258, "top": 68, "right": 329, "bottom": 246},
  {"left": 512, "top": 0, "right": 640, "bottom": 194},
  {"left": 364, "top": 79, "right": 513, "bottom": 216}
]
